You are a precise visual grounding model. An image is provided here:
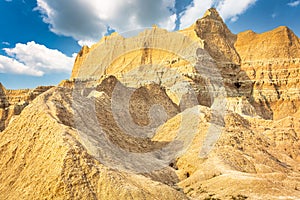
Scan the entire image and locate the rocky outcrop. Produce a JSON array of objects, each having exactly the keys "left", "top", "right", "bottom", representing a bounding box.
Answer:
[
  {"left": 0, "top": 84, "right": 52, "bottom": 131},
  {"left": 235, "top": 26, "right": 300, "bottom": 119},
  {"left": 194, "top": 8, "right": 240, "bottom": 64},
  {"left": 192, "top": 8, "right": 254, "bottom": 107},
  {"left": 236, "top": 26, "right": 300, "bottom": 61},
  {"left": 71, "top": 45, "right": 90, "bottom": 78}
]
